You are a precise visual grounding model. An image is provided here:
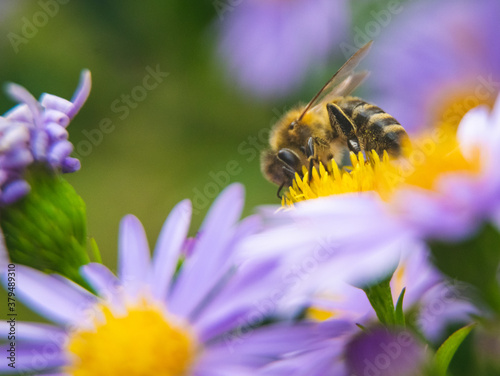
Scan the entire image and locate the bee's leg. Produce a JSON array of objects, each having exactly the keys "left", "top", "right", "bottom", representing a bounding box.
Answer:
[
  {"left": 305, "top": 137, "right": 317, "bottom": 183},
  {"left": 306, "top": 137, "right": 315, "bottom": 159},
  {"left": 277, "top": 165, "right": 296, "bottom": 199},
  {"left": 276, "top": 148, "right": 301, "bottom": 199},
  {"left": 276, "top": 181, "right": 285, "bottom": 200},
  {"left": 327, "top": 103, "right": 362, "bottom": 155}
]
